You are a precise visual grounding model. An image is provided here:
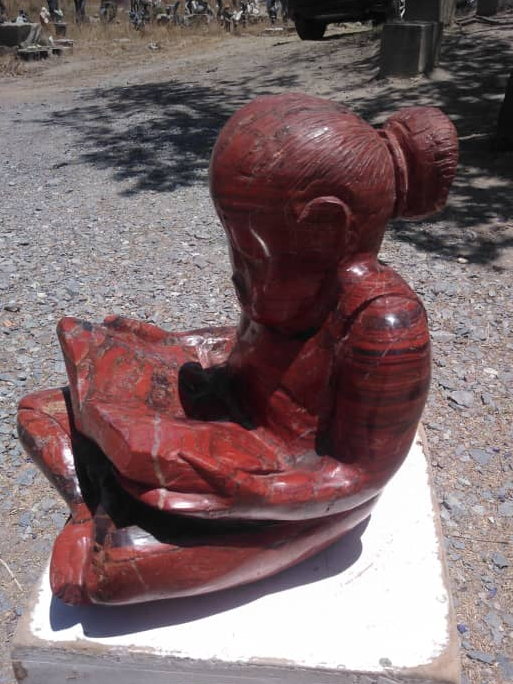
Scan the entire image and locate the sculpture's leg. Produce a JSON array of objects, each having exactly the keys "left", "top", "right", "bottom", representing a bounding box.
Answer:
[
  {"left": 17, "top": 386, "right": 376, "bottom": 606},
  {"left": 18, "top": 387, "right": 85, "bottom": 510},
  {"left": 51, "top": 498, "right": 376, "bottom": 605},
  {"left": 18, "top": 387, "right": 97, "bottom": 604}
]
